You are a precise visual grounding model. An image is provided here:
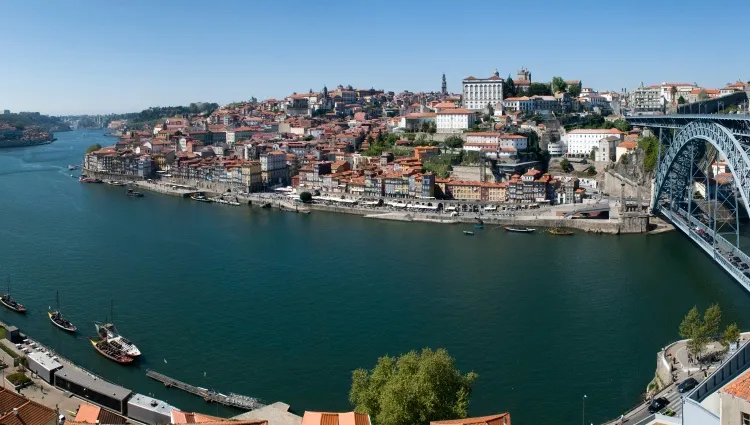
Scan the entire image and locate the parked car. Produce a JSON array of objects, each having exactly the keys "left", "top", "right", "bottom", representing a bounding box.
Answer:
[
  {"left": 678, "top": 377, "right": 699, "bottom": 393},
  {"left": 648, "top": 397, "right": 670, "bottom": 413}
]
